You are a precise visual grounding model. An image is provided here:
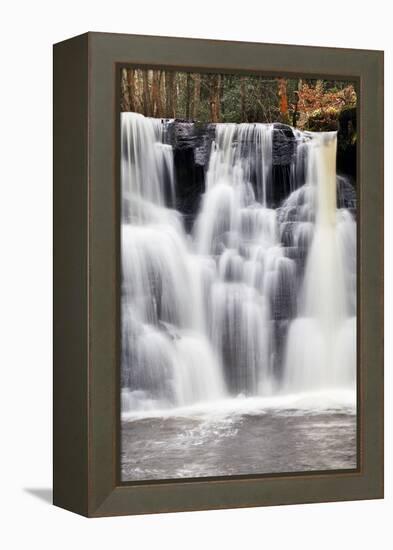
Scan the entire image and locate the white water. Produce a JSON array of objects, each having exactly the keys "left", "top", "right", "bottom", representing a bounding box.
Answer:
[
  {"left": 283, "top": 133, "right": 356, "bottom": 391},
  {"left": 121, "top": 113, "right": 356, "bottom": 414}
]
